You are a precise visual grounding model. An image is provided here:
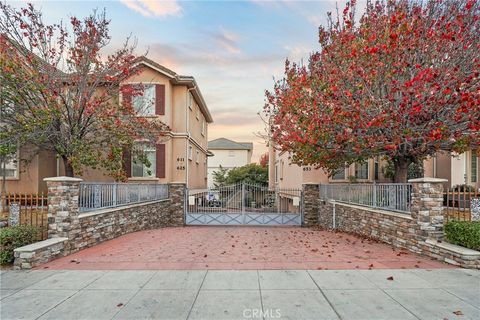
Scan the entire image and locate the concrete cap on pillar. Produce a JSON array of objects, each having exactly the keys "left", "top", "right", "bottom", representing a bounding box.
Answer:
[
  {"left": 43, "top": 176, "right": 83, "bottom": 182},
  {"left": 408, "top": 177, "right": 448, "bottom": 183}
]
